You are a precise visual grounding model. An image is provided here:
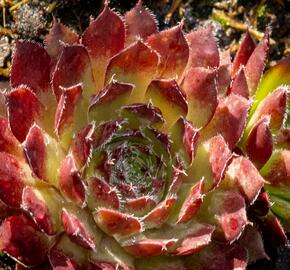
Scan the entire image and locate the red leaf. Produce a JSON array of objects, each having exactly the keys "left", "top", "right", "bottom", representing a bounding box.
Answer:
[
  {"left": 125, "top": 0, "right": 157, "bottom": 44},
  {"left": 147, "top": 24, "right": 189, "bottom": 79},
  {"left": 6, "top": 86, "right": 44, "bottom": 142},
  {"left": 186, "top": 26, "right": 219, "bottom": 69},
  {"left": 11, "top": 41, "right": 51, "bottom": 93},
  {"left": 228, "top": 67, "right": 249, "bottom": 98}
]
